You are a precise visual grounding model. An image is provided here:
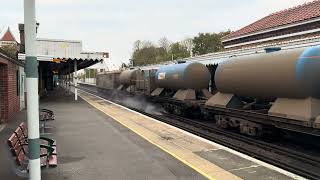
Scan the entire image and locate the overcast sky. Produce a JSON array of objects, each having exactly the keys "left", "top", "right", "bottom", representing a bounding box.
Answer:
[{"left": 0, "top": 0, "right": 314, "bottom": 65}]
